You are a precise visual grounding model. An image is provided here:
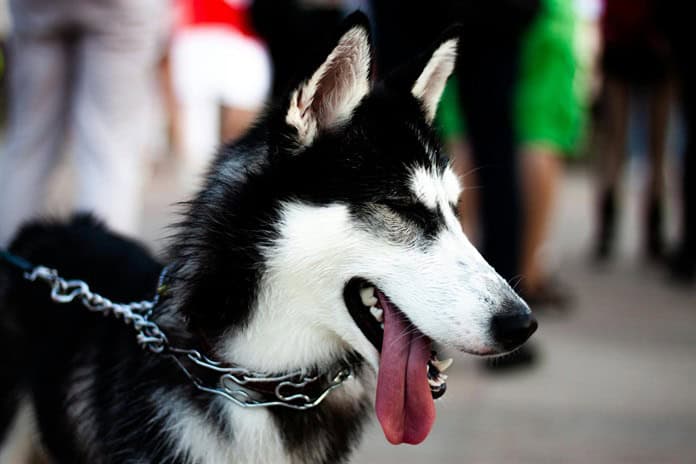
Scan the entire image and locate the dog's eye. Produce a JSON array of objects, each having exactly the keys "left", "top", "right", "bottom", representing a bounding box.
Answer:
[{"left": 381, "top": 200, "right": 440, "bottom": 236}]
